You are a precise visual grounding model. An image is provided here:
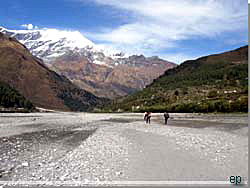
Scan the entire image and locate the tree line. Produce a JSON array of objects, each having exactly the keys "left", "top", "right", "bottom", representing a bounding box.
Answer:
[{"left": 0, "top": 81, "right": 34, "bottom": 110}]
